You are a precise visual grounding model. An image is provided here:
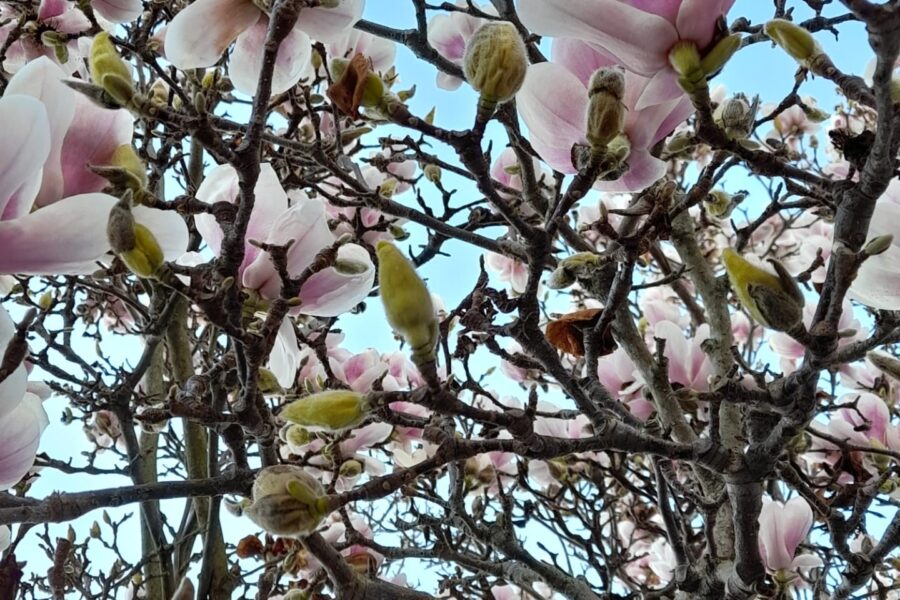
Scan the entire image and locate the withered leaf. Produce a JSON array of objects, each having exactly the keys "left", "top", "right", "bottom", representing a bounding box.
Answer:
[
  {"left": 326, "top": 53, "right": 371, "bottom": 118},
  {"left": 545, "top": 308, "right": 616, "bottom": 357}
]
